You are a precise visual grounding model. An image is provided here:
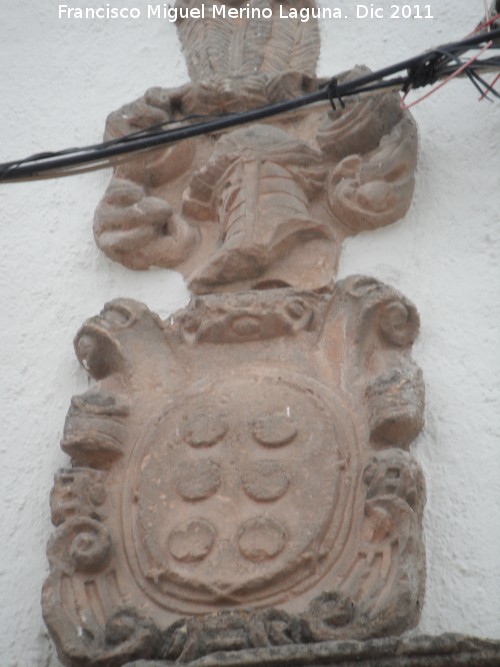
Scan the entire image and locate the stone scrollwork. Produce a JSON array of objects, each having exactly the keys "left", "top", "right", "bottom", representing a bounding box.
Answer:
[
  {"left": 49, "top": 516, "right": 111, "bottom": 574},
  {"left": 45, "top": 2, "right": 428, "bottom": 665},
  {"left": 44, "top": 280, "right": 426, "bottom": 665},
  {"left": 93, "top": 0, "right": 417, "bottom": 294}
]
